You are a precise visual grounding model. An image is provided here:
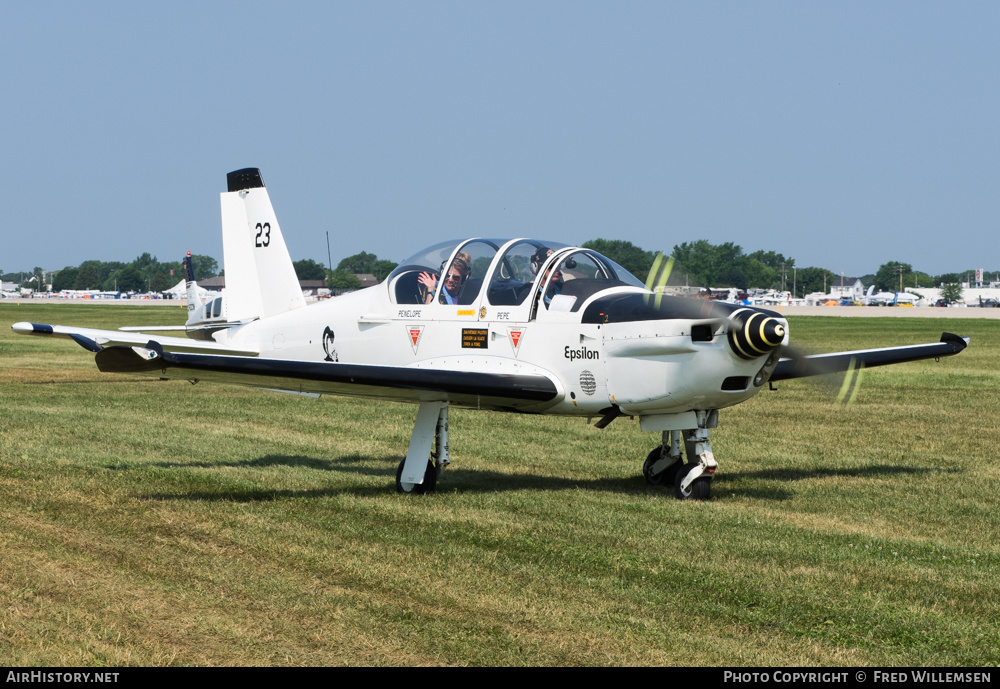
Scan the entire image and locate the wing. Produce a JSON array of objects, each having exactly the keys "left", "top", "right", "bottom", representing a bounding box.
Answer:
[
  {"left": 11, "top": 322, "right": 258, "bottom": 356},
  {"left": 94, "top": 342, "right": 560, "bottom": 411},
  {"left": 771, "top": 332, "right": 968, "bottom": 381}
]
